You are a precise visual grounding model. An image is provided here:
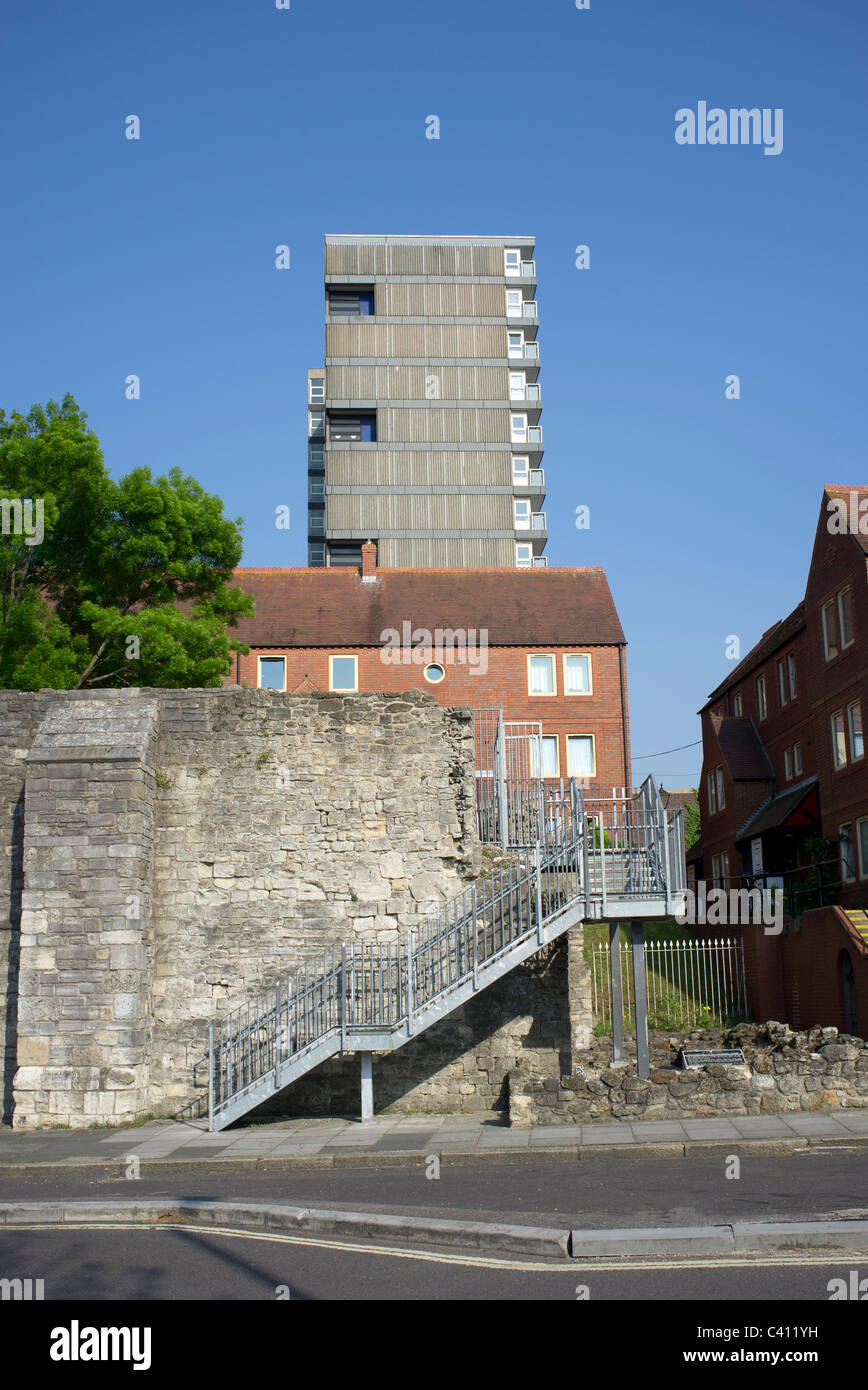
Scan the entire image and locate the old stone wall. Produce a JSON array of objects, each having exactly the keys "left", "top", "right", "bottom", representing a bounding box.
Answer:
[
  {"left": 146, "top": 687, "right": 484, "bottom": 1114},
  {"left": 0, "top": 692, "right": 54, "bottom": 1123},
  {"left": 508, "top": 1021, "right": 868, "bottom": 1126},
  {"left": 1, "top": 687, "right": 581, "bottom": 1127}
]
